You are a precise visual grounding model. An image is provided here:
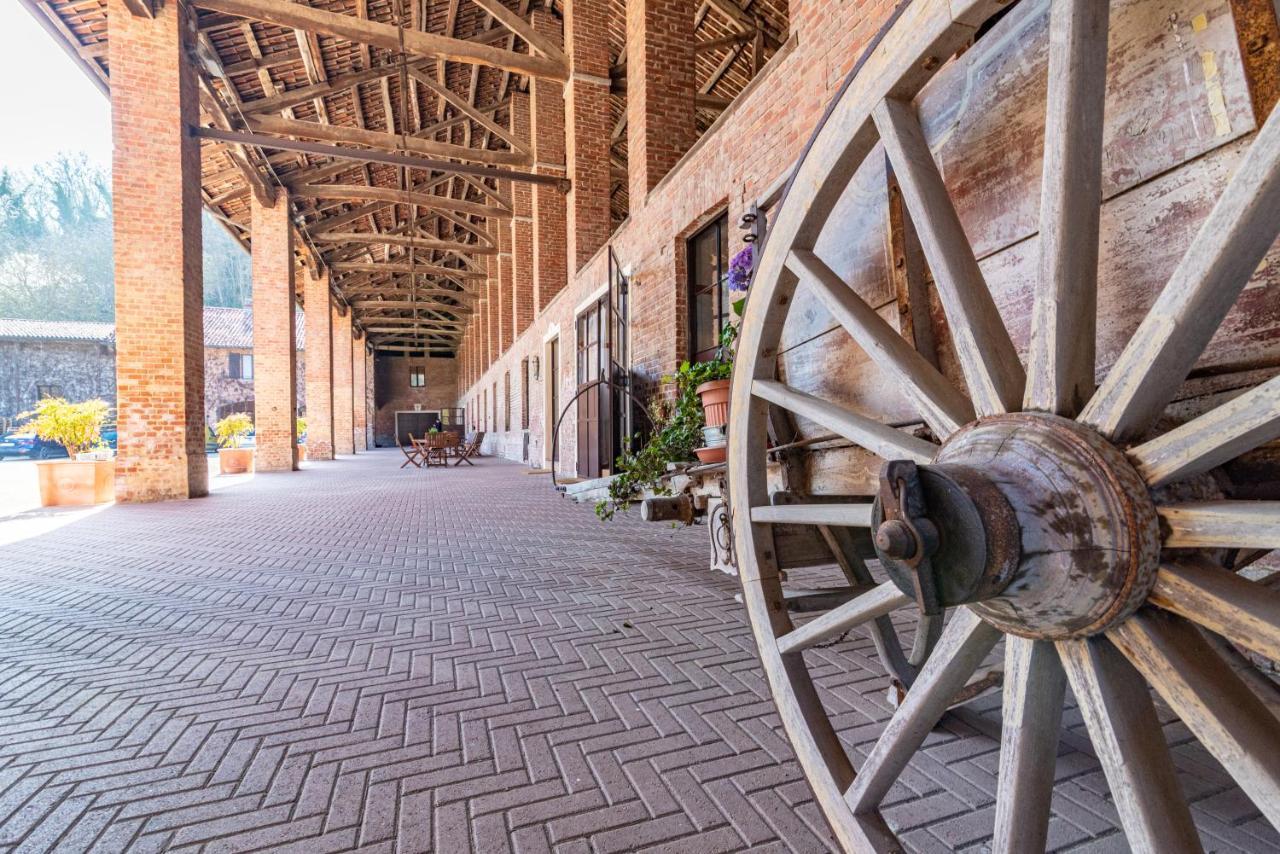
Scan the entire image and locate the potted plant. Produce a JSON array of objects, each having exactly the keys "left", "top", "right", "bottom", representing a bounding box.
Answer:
[
  {"left": 18, "top": 397, "right": 114, "bottom": 506},
  {"left": 296, "top": 416, "right": 307, "bottom": 461},
  {"left": 696, "top": 245, "right": 753, "bottom": 430},
  {"left": 215, "top": 413, "right": 254, "bottom": 474}
]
